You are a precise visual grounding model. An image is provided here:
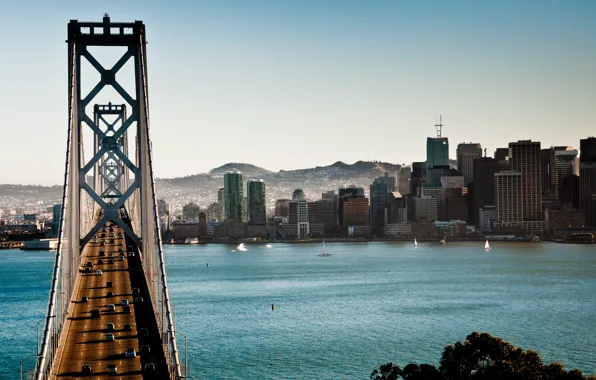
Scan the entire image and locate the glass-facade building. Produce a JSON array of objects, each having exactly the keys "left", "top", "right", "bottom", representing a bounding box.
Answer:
[
  {"left": 247, "top": 180, "right": 266, "bottom": 225},
  {"left": 224, "top": 172, "right": 244, "bottom": 222},
  {"left": 426, "top": 137, "right": 449, "bottom": 170}
]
